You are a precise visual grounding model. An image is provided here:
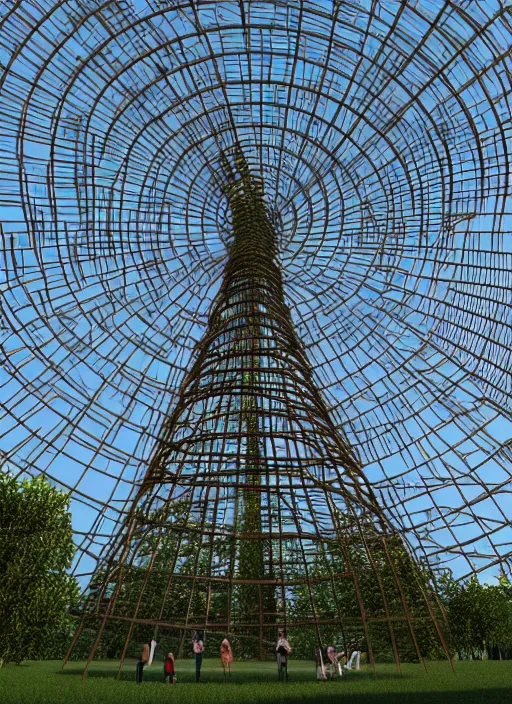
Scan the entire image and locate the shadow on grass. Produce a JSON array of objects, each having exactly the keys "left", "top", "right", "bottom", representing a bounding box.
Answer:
[
  {"left": 53, "top": 671, "right": 512, "bottom": 704},
  {"left": 58, "top": 667, "right": 409, "bottom": 685},
  {"left": 302, "top": 691, "right": 512, "bottom": 704}
]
